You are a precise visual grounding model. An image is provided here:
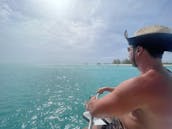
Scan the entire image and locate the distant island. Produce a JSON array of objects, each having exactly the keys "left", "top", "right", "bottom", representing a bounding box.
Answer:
[
  {"left": 111, "top": 58, "right": 172, "bottom": 65},
  {"left": 112, "top": 58, "right": 131, "bottom": 64},
  {"left": 90, "top": 58, "right": 172, "bottom": 65},
  {"left": 95, "top": 58, "right": 131, "bottom": 65}
]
